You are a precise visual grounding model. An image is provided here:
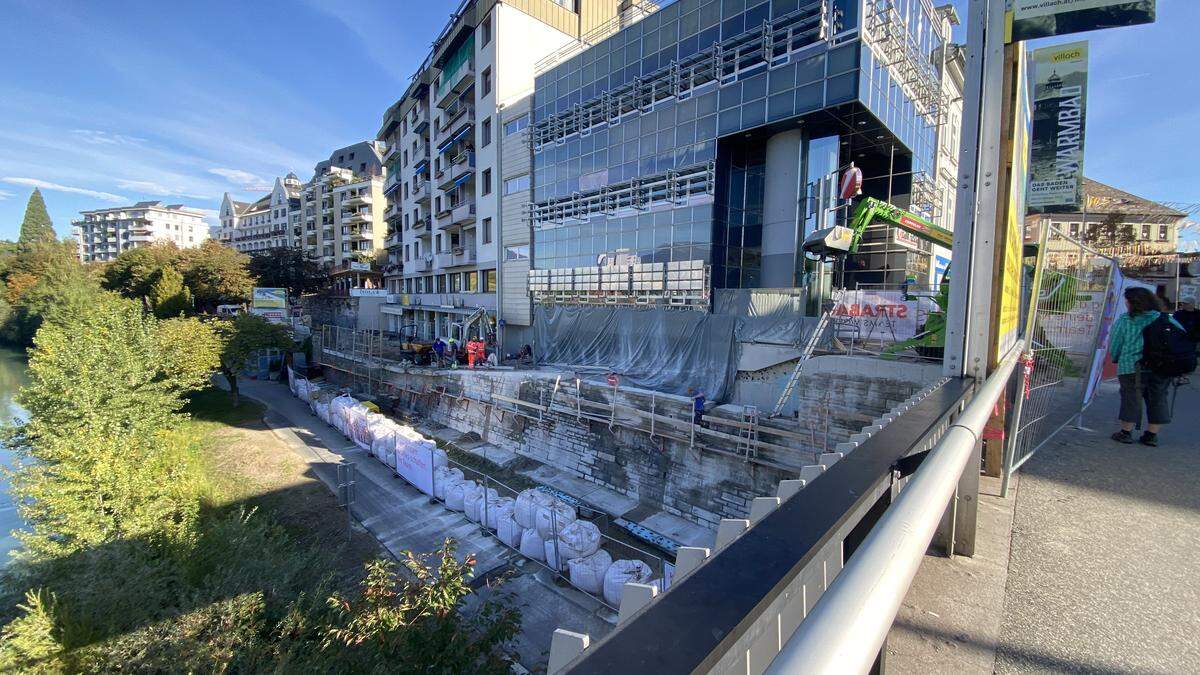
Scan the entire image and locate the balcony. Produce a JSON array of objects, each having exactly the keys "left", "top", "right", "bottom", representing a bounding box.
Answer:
[
  {"left": 410, "top": 215, "right": 431, "bottom": 232},
  {"left": 437, "top": 102, "right": 475, "bottom": 137},
  {"left": 450, "top": 201, "right": 476, "bottom": 226},
  {"left": 407, "top": 255, "right": 431, "bottom": 273},
  {"left": 384, "top": 171, "right": 403, "bottom": 197},
  {"left": 412, "top": 180, "right": 430, "bottom": 204},
  {"left": 436, "top": 151, "right": 475, "bottom": 190},
  {"left": 344, "top": 193, "right": 372, "bottom": 207},
  {"left": 412, "top": 106, "right": 429, "bottom": 134},
  {"left": 435, "top": 246, "right": 477, "bottom": 269},
  {"left": 435, "top": 58, "right": 474, "bottom": 108},
  {"left": 344, "top": 210, "right": 372, "bottom": 223}
]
